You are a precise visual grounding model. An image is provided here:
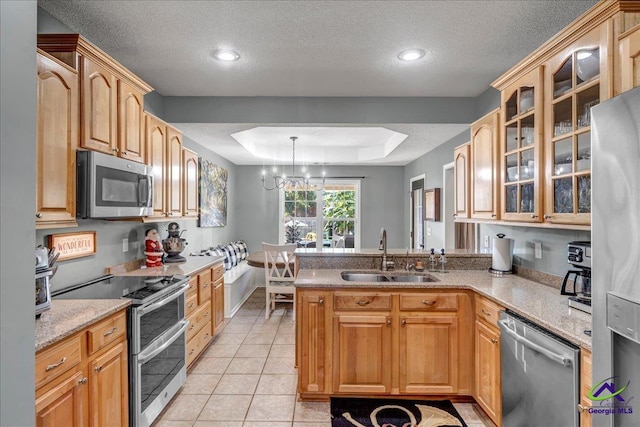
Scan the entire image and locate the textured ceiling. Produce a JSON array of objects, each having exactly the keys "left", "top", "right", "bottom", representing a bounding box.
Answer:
[{"left": 38, "top": 0, "right": 598, "bottom": 165}]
